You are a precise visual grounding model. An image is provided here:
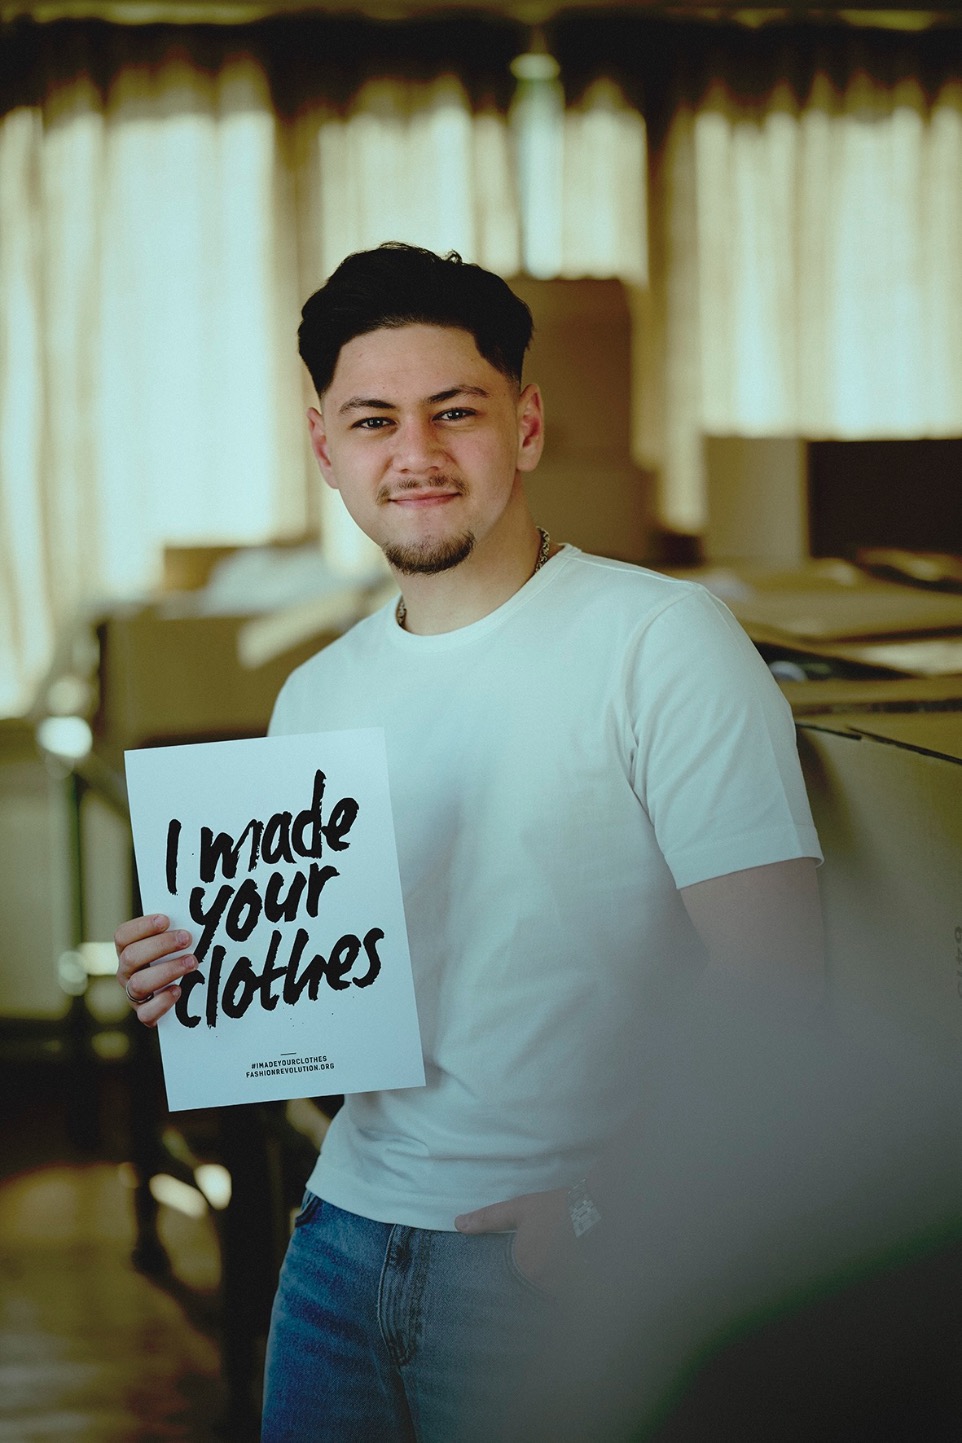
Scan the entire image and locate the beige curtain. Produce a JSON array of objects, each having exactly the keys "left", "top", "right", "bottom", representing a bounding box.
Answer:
[
  {"left": 0, "top": 49, "right": 646, "bottom": 717},
  {"left": 0, "top": 57, "right": 307, "bottom": 715},
  {"left": 643, "top": 64, "right": 962, "bottom": 534}
]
